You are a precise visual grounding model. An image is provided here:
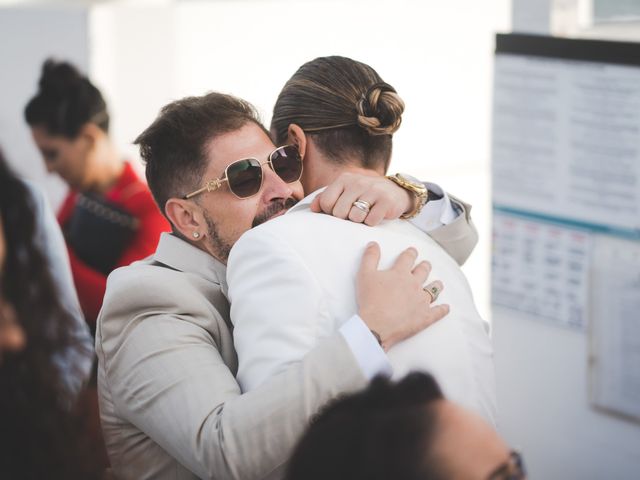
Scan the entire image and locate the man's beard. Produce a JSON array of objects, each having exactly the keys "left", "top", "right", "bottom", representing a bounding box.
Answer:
[
  {"left": 202, "top": 197, "right": 297, "bottom": 262},
  {"left": 252, "top": 197, "right": 297, "bottom": 228},
  {"left": 203, "top": 211, "right": 233, "bottom": 262}
]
